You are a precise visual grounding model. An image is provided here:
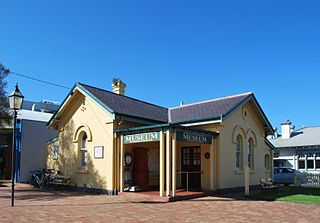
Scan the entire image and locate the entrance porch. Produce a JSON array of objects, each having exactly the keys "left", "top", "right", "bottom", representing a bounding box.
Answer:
[{"left": 115, "top": 124, "right": 219, "bottom": 199}]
